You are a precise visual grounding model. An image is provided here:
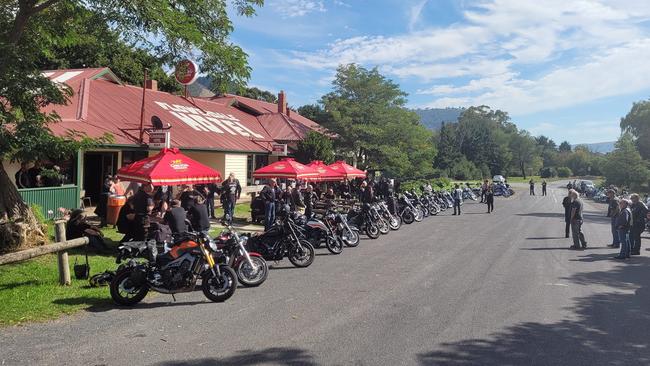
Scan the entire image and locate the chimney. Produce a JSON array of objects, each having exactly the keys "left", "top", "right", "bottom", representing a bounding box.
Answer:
[
  {"left": 278, "top": 90, "right": 287, "bottom": 115},
  {"left": 145, "top": 79, "right": 158, "bottom": 91}
]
